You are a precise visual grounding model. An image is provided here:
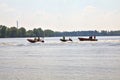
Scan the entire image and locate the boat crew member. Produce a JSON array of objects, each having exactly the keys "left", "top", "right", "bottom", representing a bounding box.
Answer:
[
  {"left": 89, "top": 36, "right": 92, "bottom": 39},
  {"left": 37, "top": 37, "right": 40, "bottom": 41},
  {"left": 63, "top": 36, "right": 65, "bottom": 40},
  {"left": 34, "top": 37, "right": 37, "bottom": 41},
  {"left": 94, "top": 36, "right": 96, "bottom": 39}
]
